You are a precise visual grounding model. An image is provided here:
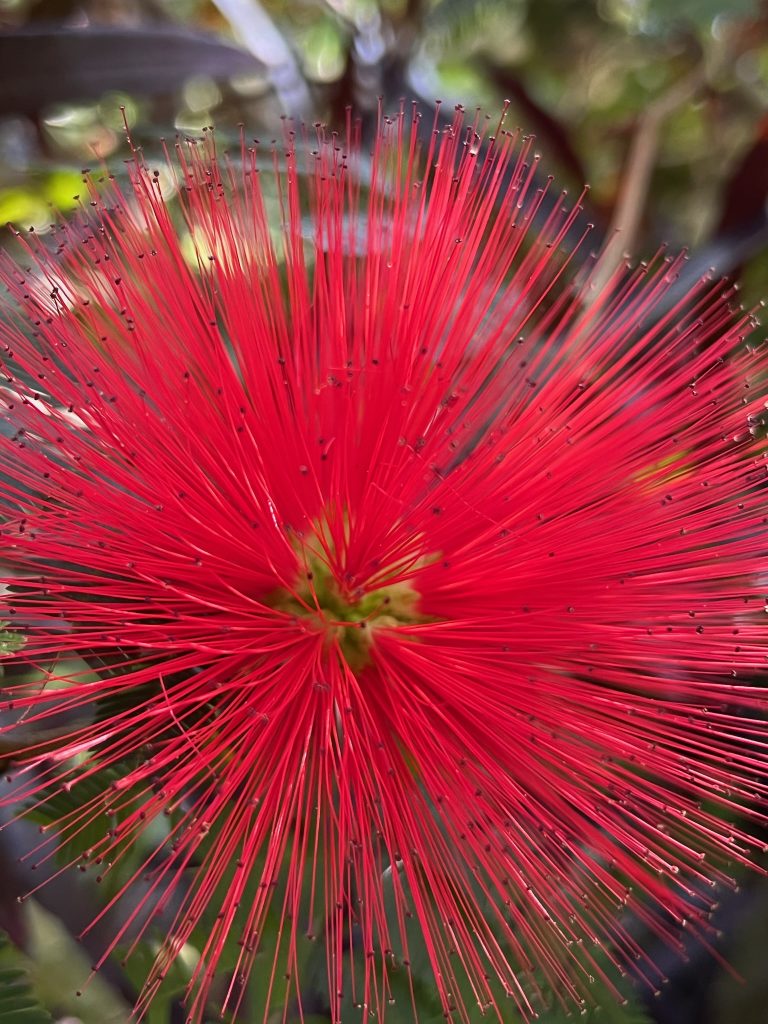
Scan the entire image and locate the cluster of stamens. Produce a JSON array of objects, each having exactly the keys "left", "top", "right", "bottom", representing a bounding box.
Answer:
[{"left": 270, "top": 547, "right": 427, "bottom": 670}]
